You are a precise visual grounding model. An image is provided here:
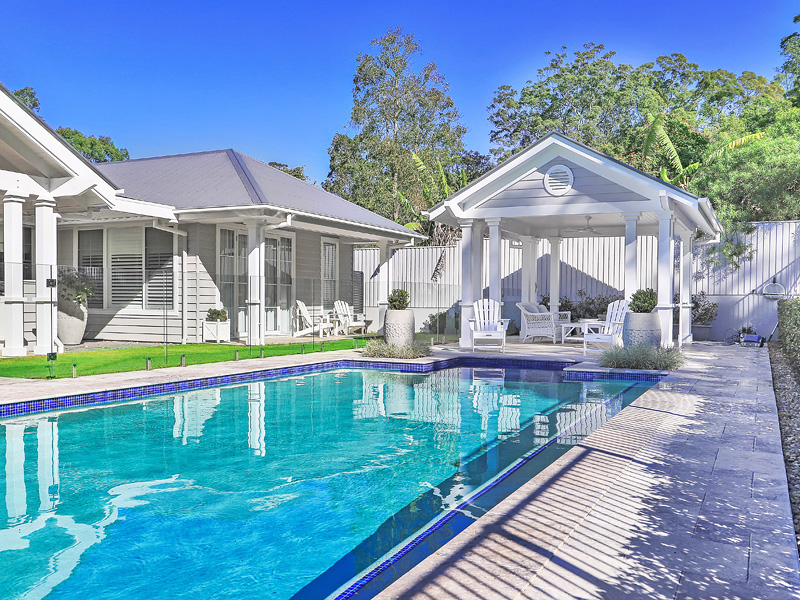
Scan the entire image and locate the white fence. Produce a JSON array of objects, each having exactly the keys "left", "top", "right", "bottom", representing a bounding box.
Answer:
[{"left": 354, "top": 221, "right": 800, "bottom": 341}]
